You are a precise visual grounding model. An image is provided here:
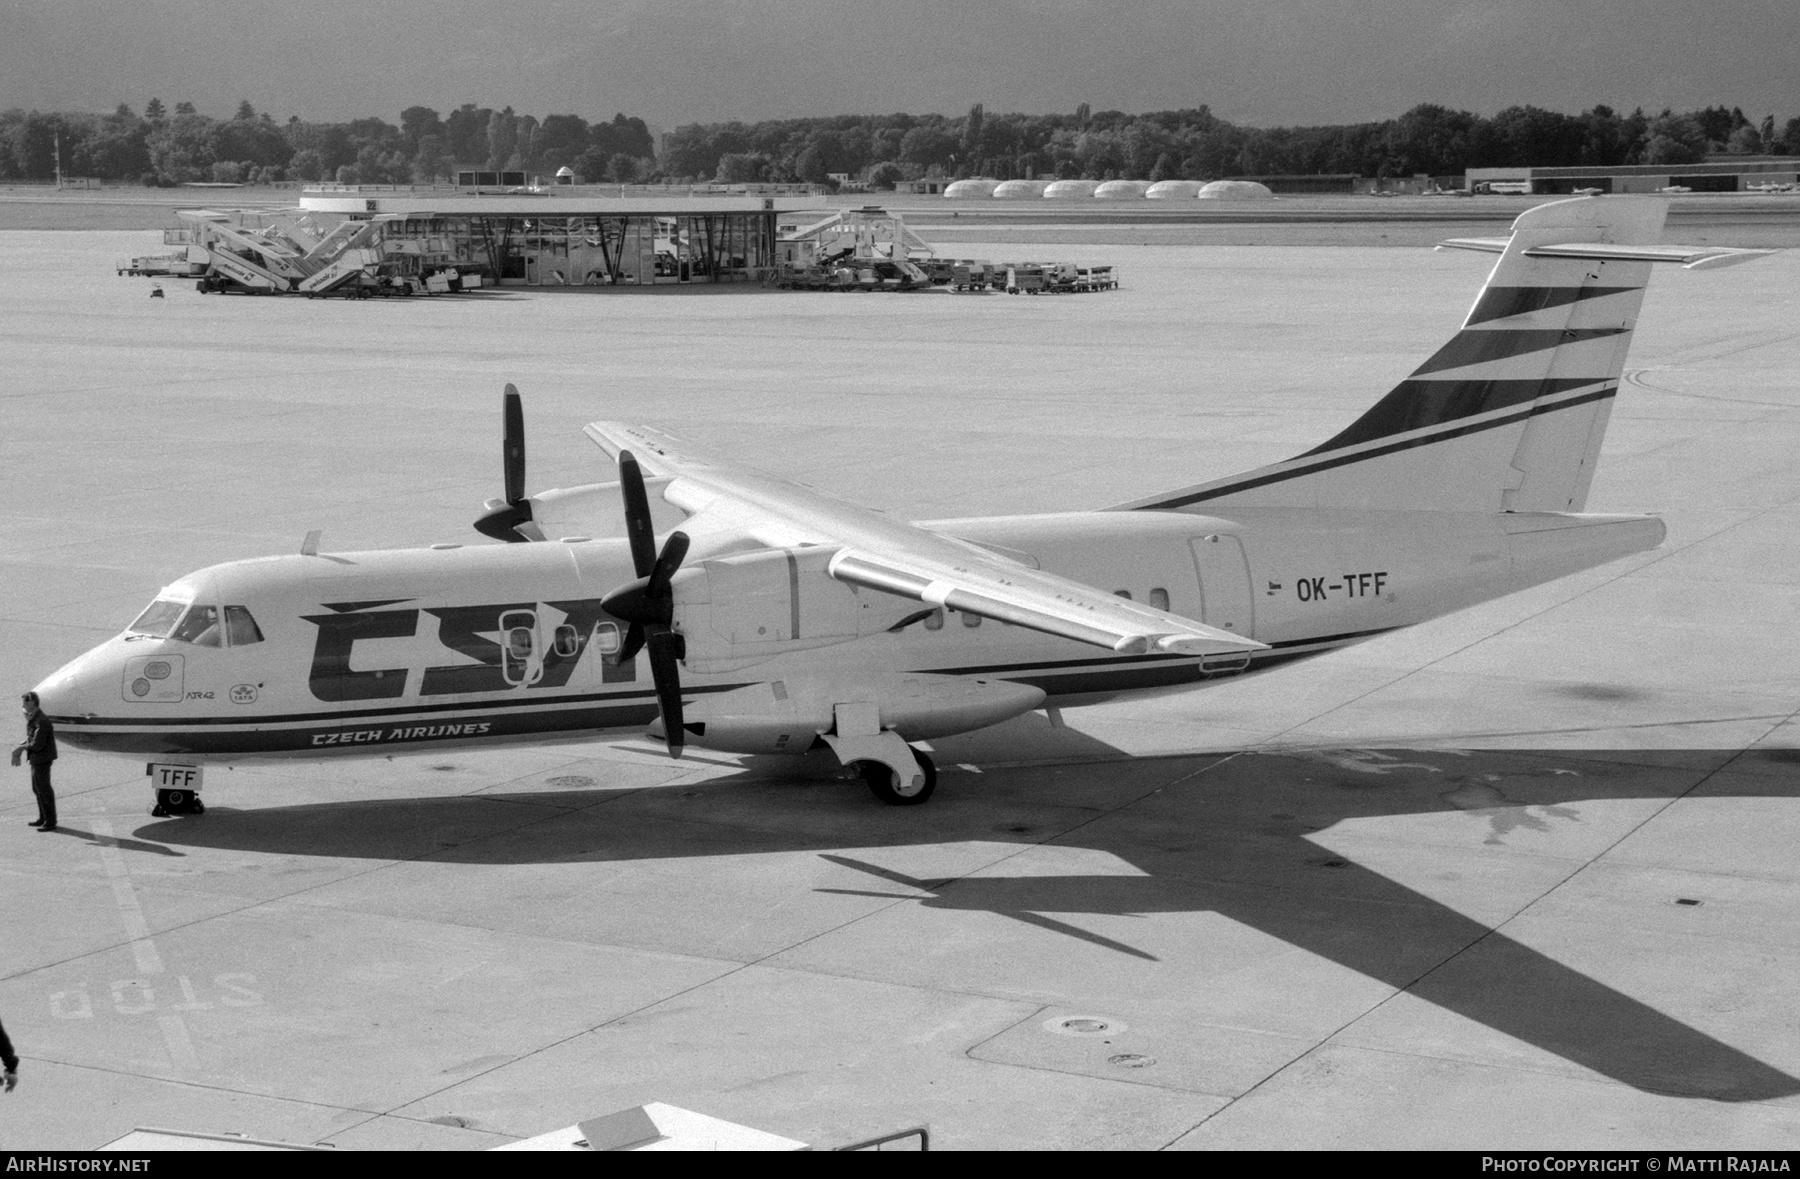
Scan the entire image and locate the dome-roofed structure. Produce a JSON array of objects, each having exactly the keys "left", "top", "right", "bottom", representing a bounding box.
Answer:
[
  {"left": 944, "top": 178, "right": 1001, "bottom": 199},
  {"left": 1094, "top": 180, "right": 1151, "bottom": 199},
  {"left": 1197, "top": 179, "right": 1275, "bottom": 200},
  {"left": 1145, "top": 180, "right": 1203, "bottom": 199},
  {"left": 992, "top": 179, "right": 1050, "bottom": 199},
  {"left": 1043, "top": 179, "right": 1101, "bottom": 199}
]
